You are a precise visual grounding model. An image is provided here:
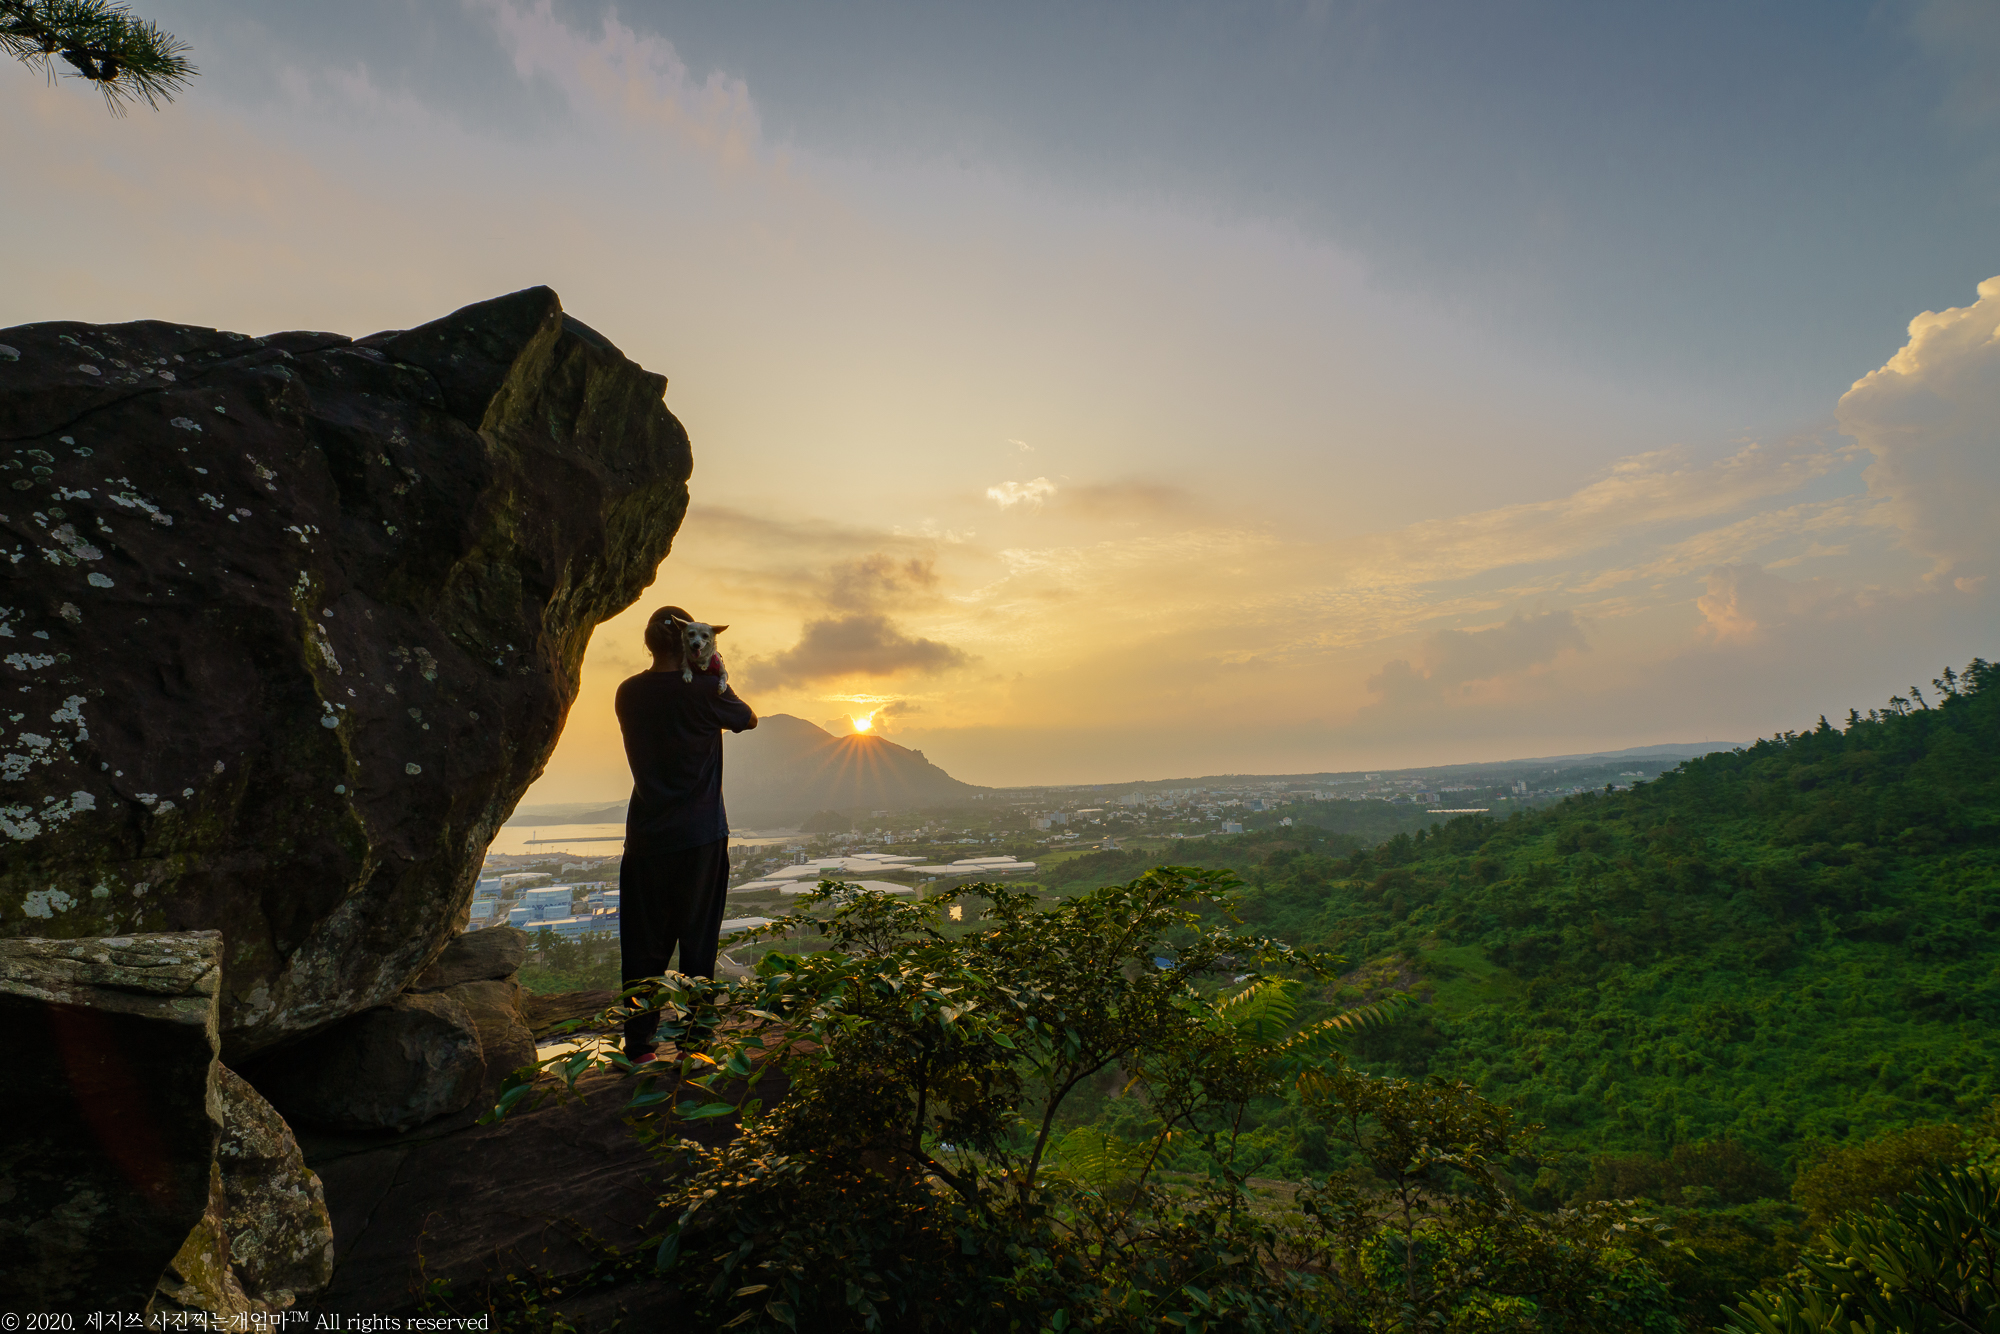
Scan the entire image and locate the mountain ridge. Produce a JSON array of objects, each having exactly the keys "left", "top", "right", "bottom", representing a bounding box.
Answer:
[
  {"left": 509, "top": 714, "right": 989, "bottom": 827},
  {"left": 507, "top": 736, "right": 1745, "bottom": 824}
]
